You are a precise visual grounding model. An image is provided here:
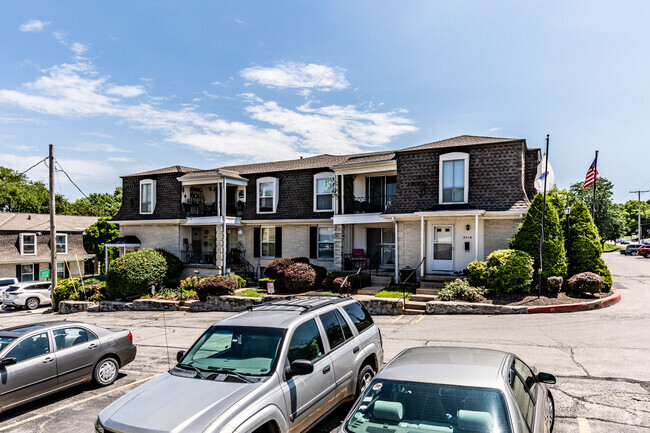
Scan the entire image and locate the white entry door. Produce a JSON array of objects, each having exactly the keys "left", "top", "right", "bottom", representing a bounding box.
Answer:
[{"left": 432, "top": 225, "right": 454, "bottom": 272}]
